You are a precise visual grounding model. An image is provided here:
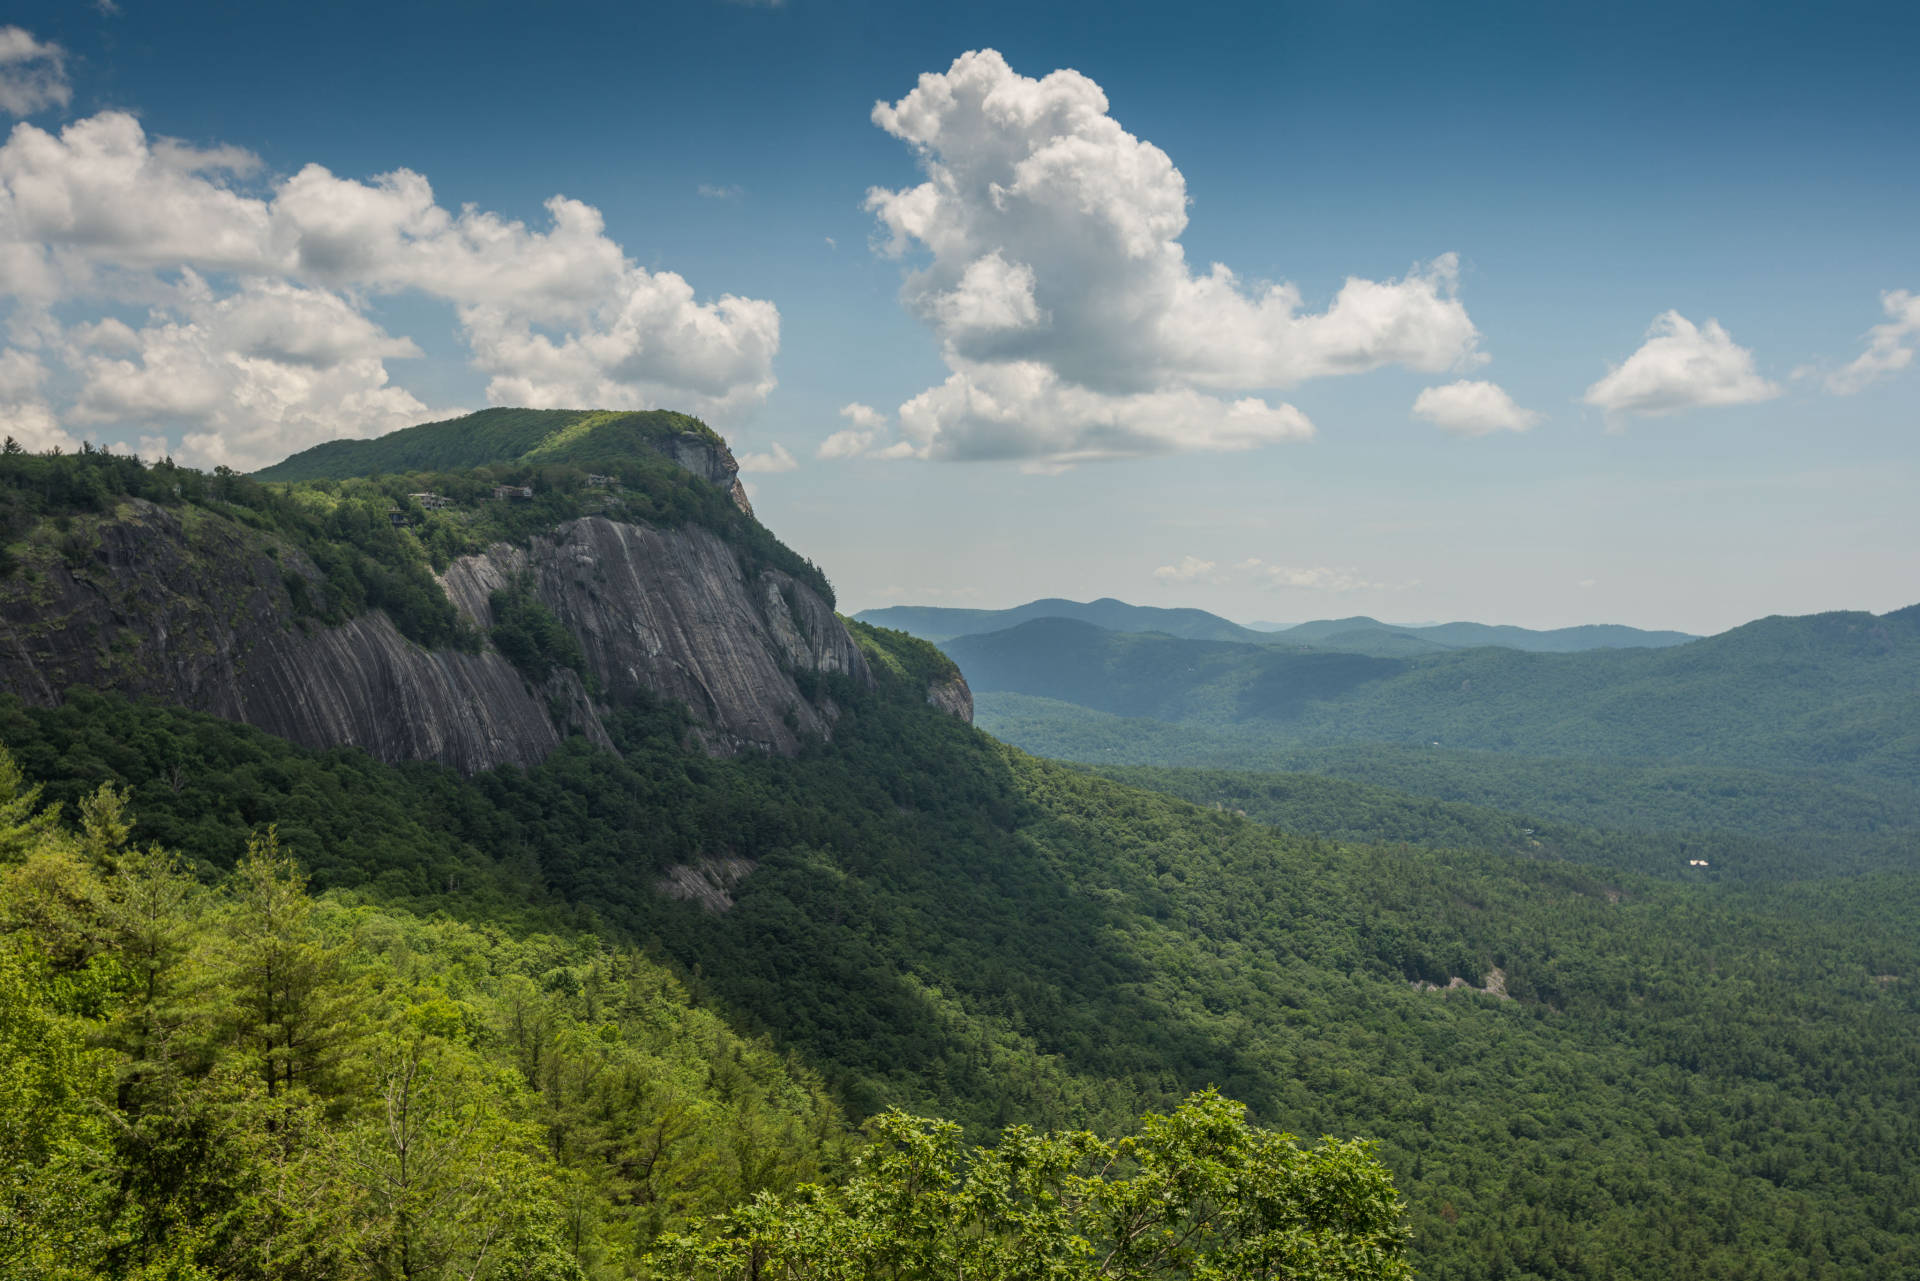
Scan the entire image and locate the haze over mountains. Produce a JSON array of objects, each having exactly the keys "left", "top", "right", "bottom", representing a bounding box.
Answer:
[{"left": 857, "top": 599, "right": 1699, "bottom": 655}]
